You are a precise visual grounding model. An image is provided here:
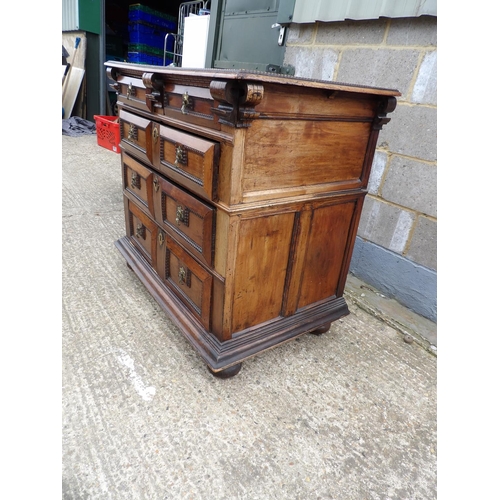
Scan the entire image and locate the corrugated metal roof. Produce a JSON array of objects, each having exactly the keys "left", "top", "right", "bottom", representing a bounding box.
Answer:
[{"left": 291, "top": 0, "right": 437, "bottom": 24}]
